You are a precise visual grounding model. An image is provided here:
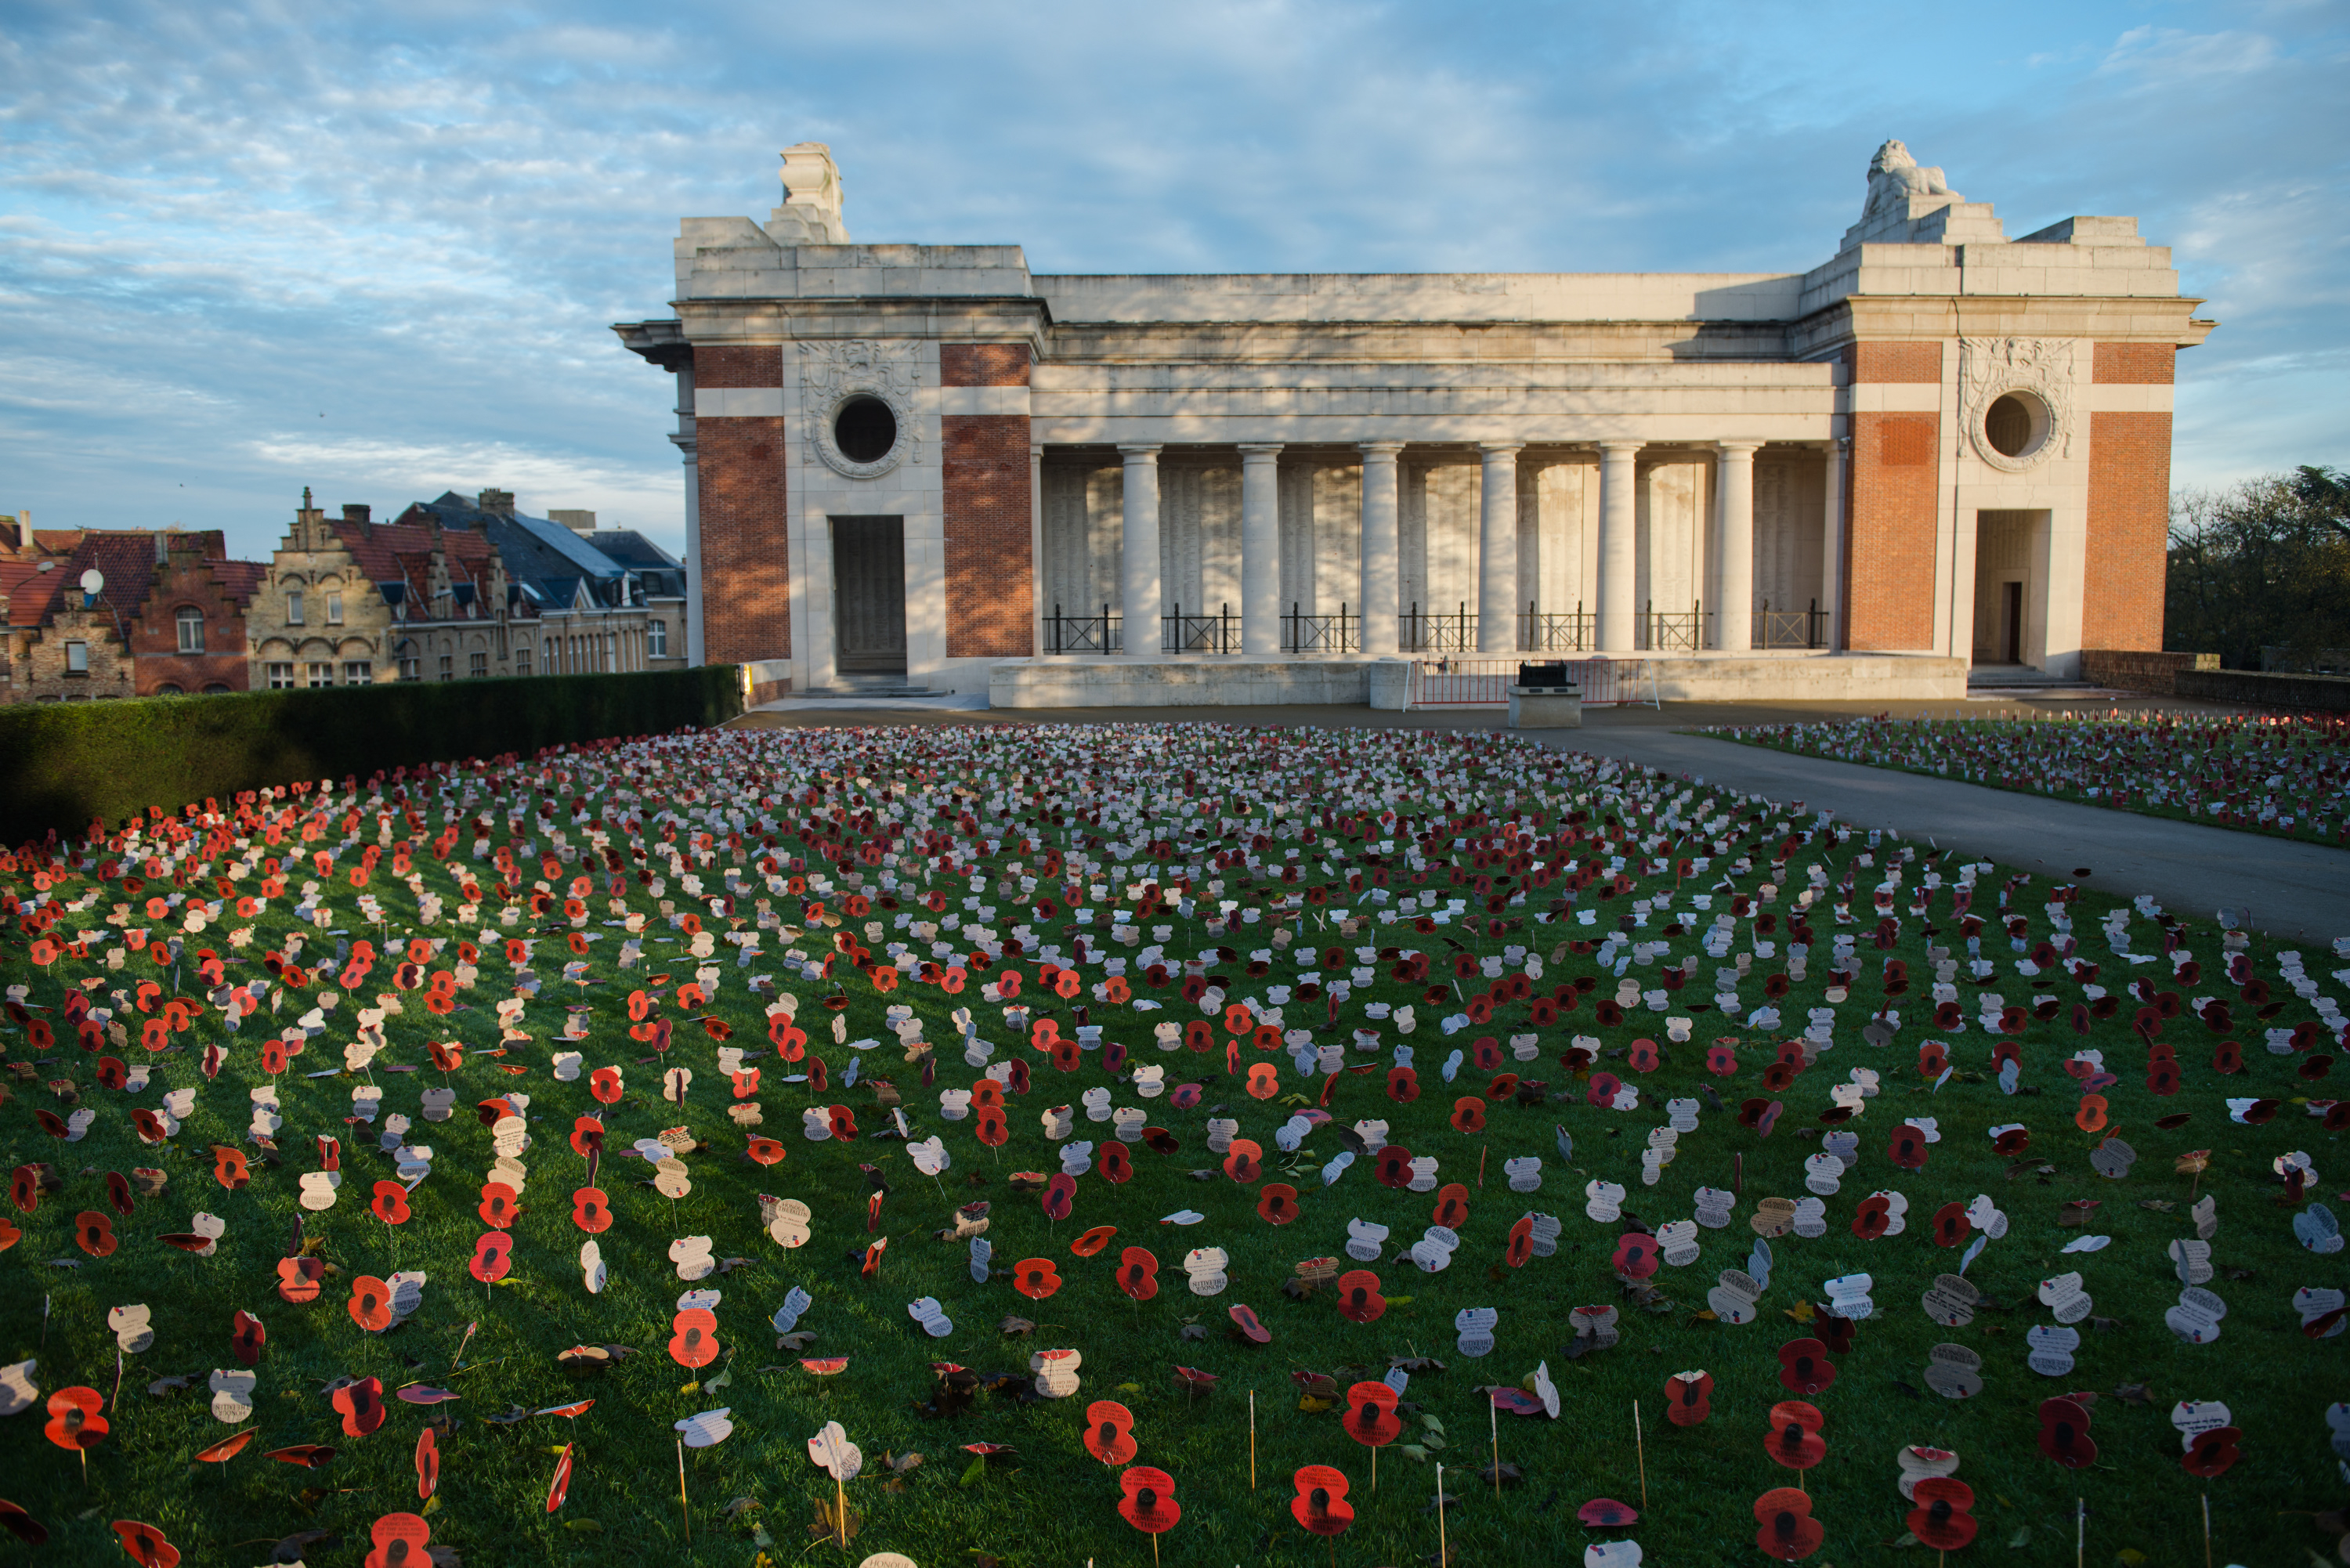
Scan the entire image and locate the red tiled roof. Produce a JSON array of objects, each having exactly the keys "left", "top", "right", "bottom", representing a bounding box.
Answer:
[
  {"left": 31, "top": 534, "right": 164, "bottom": 628},
  {"left": 212, "top": 559, "right": 269, "bottom": 607},
  {"left": 0, "top": 560, "right": 55, "bottom": 628},
  {"left": 324, "top": 518, "right": 518, "bottom": 620}
]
